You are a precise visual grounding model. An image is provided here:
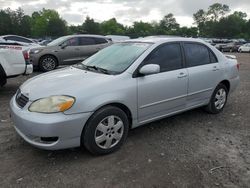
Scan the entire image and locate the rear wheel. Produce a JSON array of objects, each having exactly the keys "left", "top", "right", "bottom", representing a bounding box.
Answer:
[
  {"left": 39, "top": 55, "right": 57, "bottom": 72},
  {"left": 204, "top": 84, "right": 228, "bottom": 114},
  {"left": 82, "top": 106, "right": 129, "bottom": 155}
]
